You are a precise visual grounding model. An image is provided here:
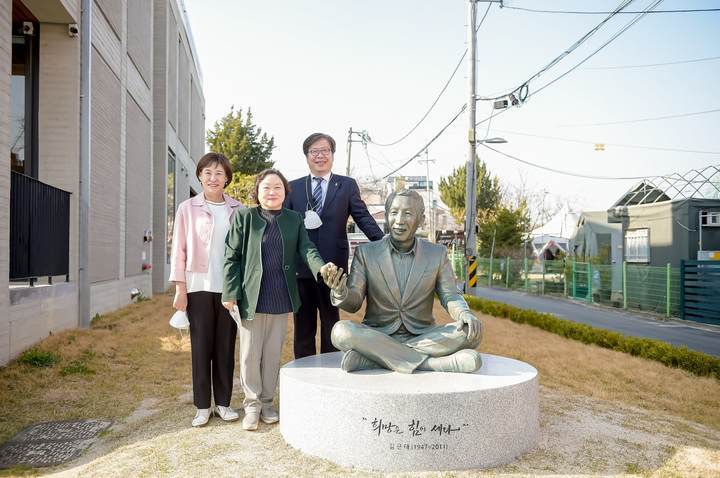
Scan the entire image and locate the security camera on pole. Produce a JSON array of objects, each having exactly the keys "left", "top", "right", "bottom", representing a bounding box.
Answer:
[{"left": 465, "top": 0, "right": 478, "bottom": 291}]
